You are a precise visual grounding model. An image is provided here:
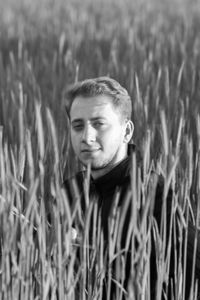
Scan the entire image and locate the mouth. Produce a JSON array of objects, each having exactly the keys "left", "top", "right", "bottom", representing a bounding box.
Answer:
[{"left": 81, "top": 148, "right": 100, "bottom": 153}]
